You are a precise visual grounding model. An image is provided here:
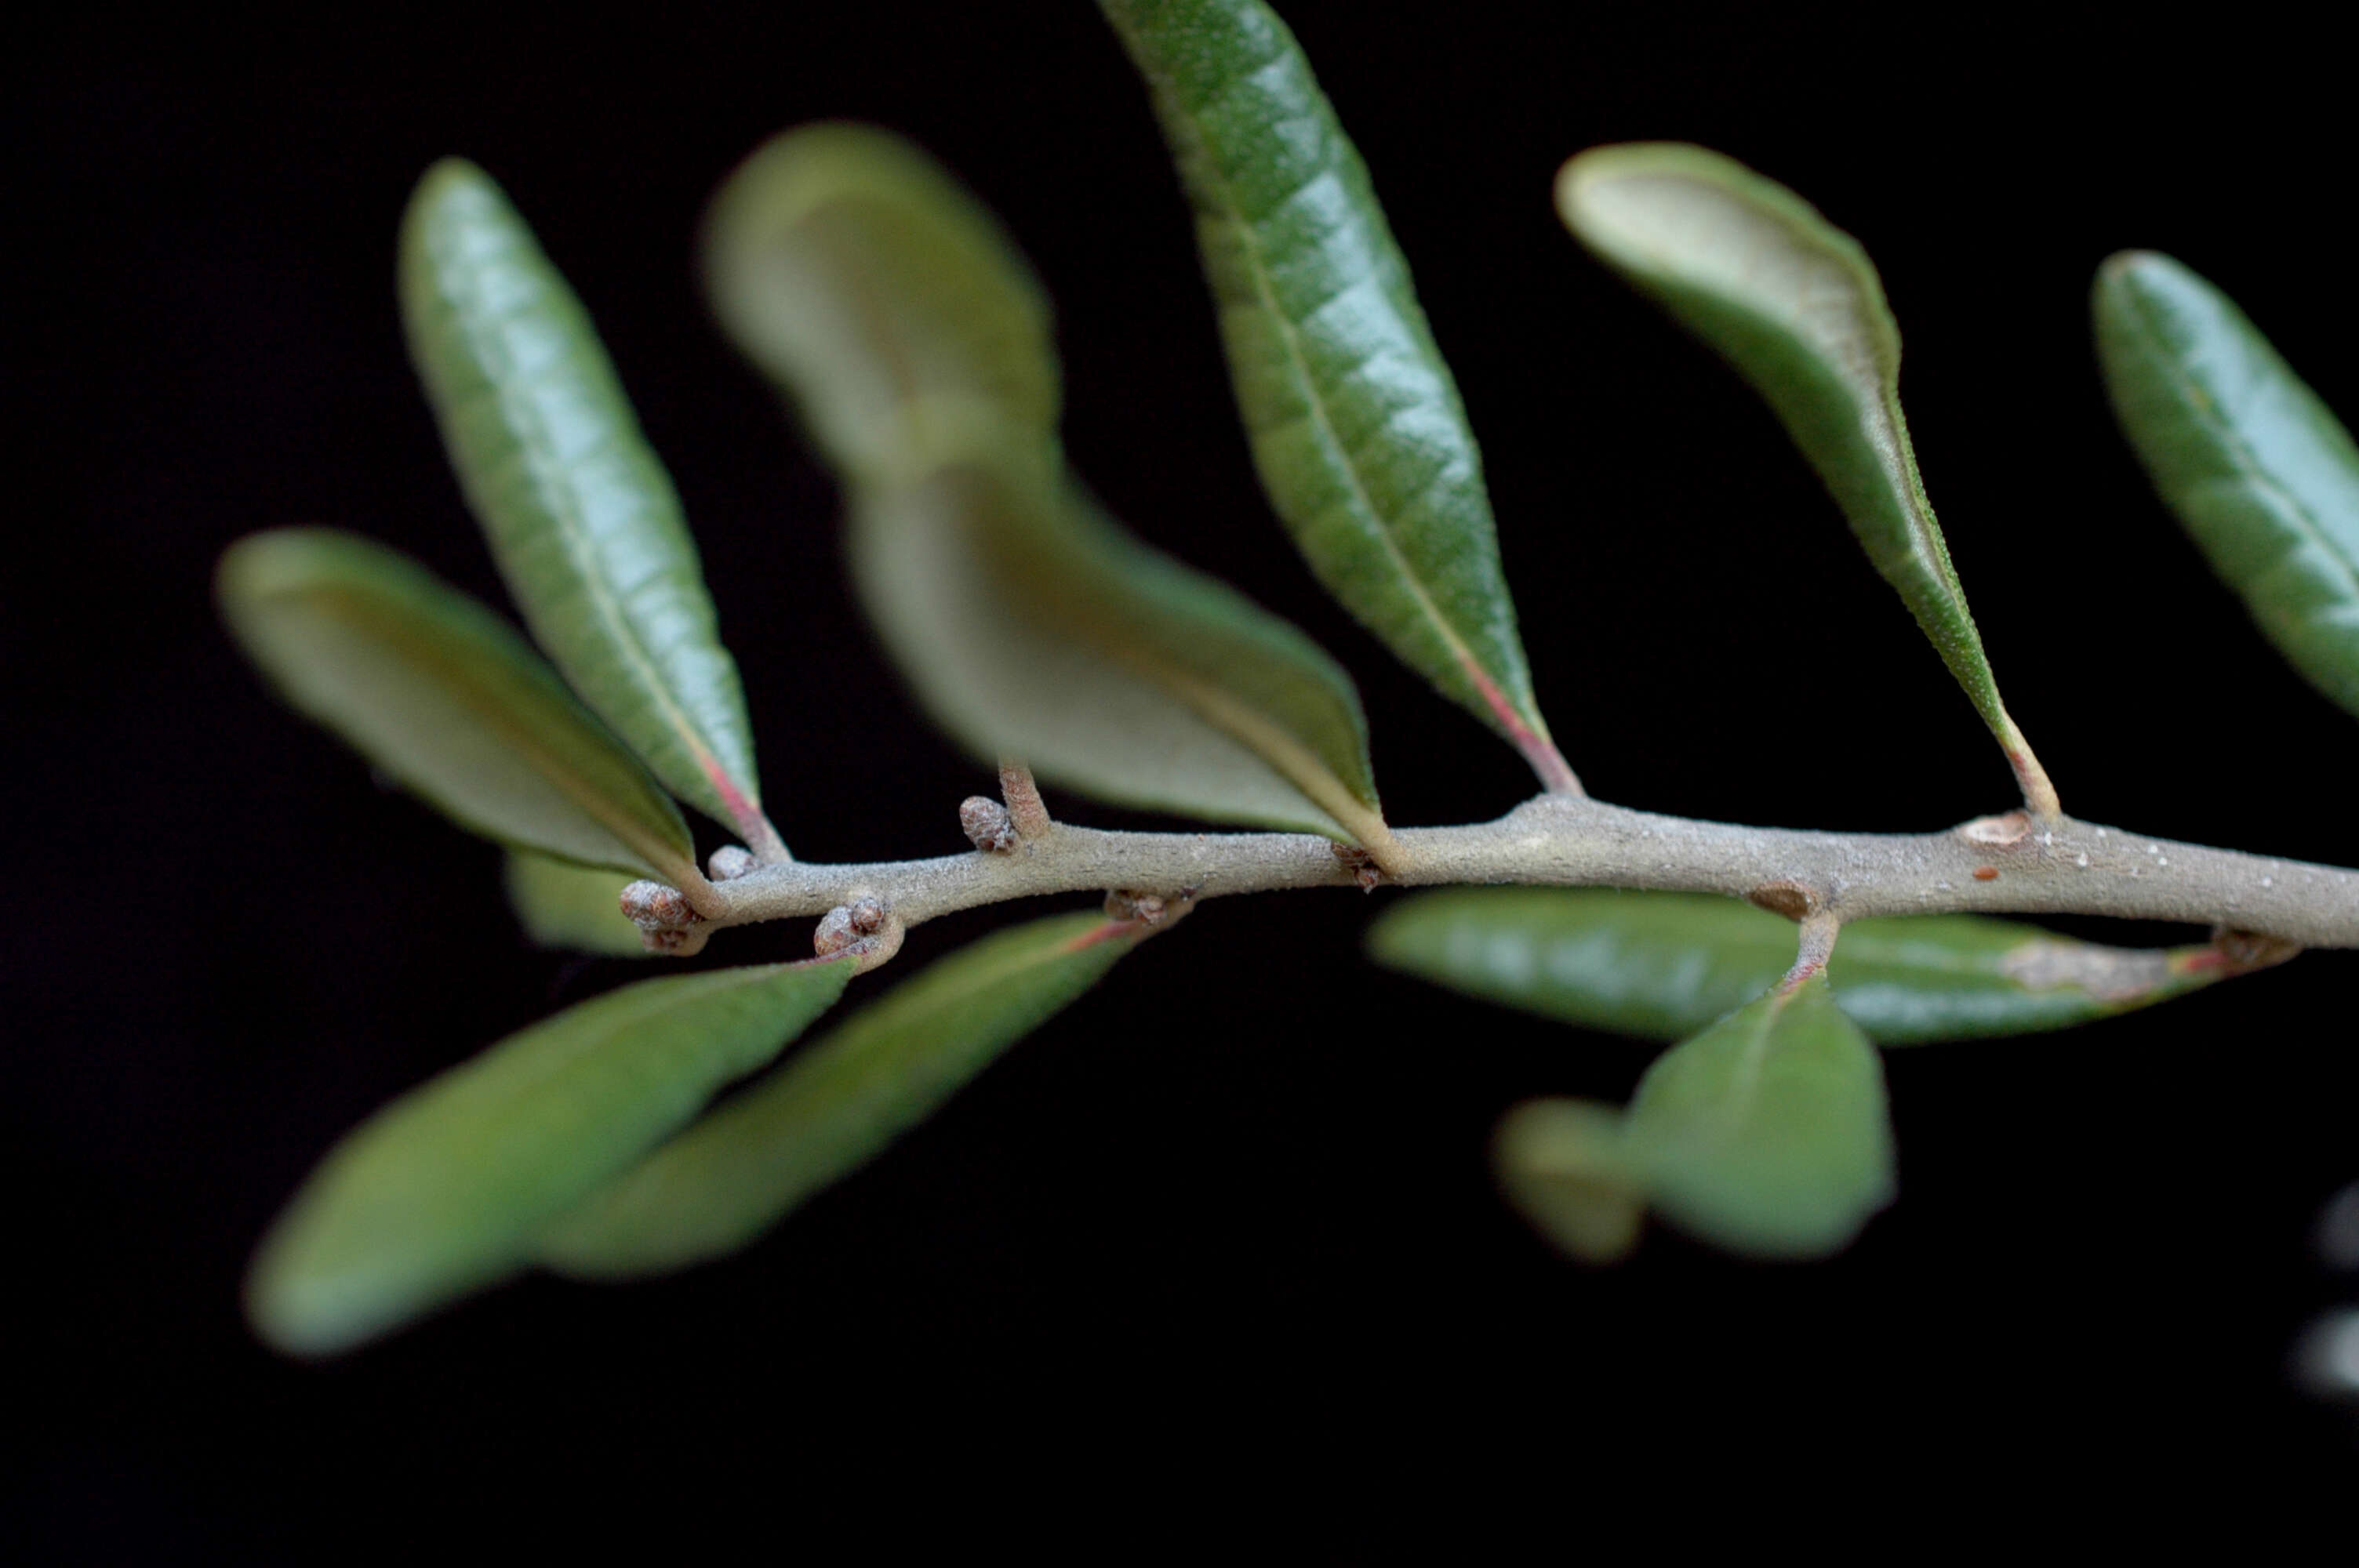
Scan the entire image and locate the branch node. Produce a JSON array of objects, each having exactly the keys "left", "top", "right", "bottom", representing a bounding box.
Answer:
[
  {"left": 815, "top": 894, "right": 903, "bottom": 971},
  {"left": 1747, "top": 880, "right": 1819, "bottom": 922},
  {"left": 1331, "top": 842, "right": 1383, "bottom": 892},
  {"left": 622, "top": 879, "right": 709, "bottom": 956},
  {"left": 1960, "top": 811, "right": 2032, "bottom": 847},
  {"left": 2210, "top": 925, "right": 2303, "bottom": 974}
]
